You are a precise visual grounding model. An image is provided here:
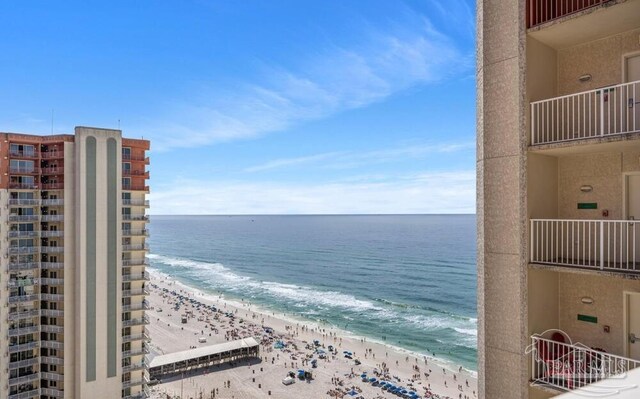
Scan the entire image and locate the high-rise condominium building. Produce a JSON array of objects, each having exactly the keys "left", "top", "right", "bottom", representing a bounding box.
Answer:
[
  {"left": 478, "top": 0, "right": 640, "bottom": 397},
  {"left": 0, "top": 127, "right": 150, "bottom": 398}
]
